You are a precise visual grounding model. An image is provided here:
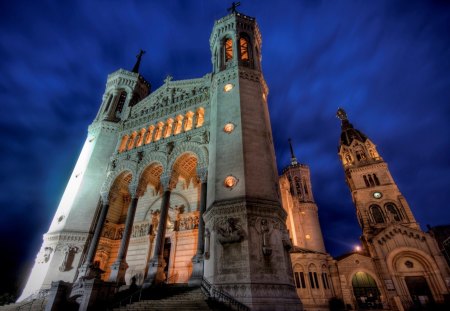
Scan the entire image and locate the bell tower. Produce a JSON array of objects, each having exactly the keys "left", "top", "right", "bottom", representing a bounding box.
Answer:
[
  {"left": 336, "top": 108, "right": 420, "bottom": 241},
  {"left": 203, "top": 5, "right": 301, "bottom": 310}
]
